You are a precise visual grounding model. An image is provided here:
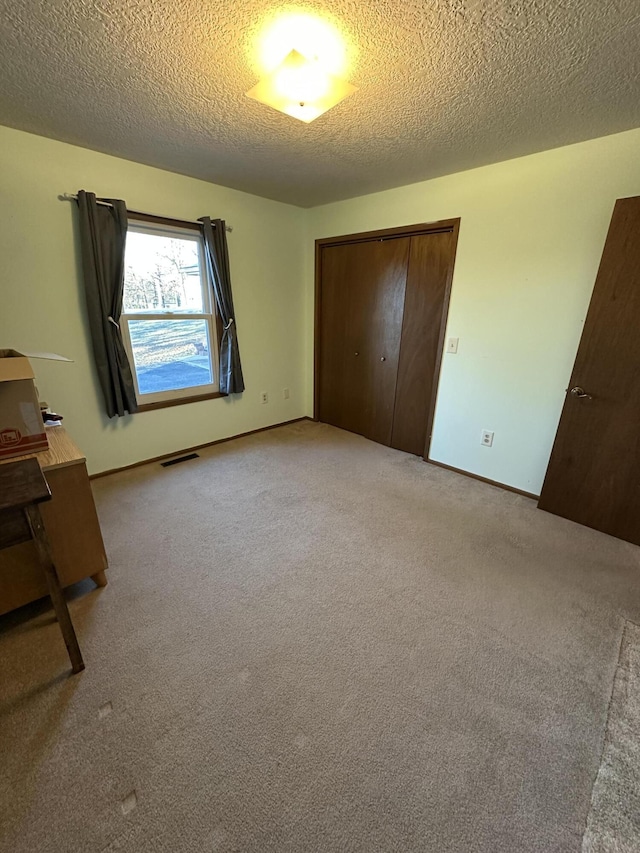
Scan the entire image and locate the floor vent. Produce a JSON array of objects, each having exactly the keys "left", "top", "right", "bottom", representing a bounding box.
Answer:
[{"left": 161, "top": 453, "right": 200, "bottom": 468}]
